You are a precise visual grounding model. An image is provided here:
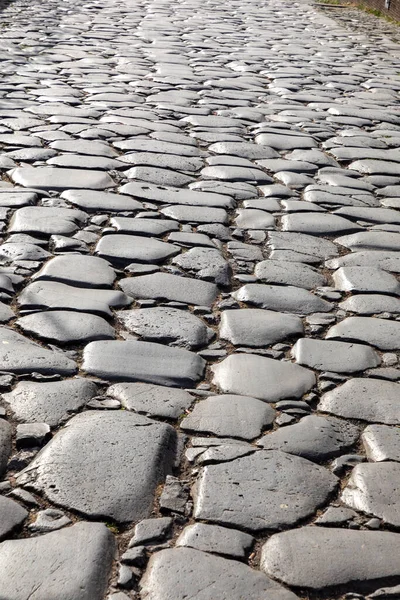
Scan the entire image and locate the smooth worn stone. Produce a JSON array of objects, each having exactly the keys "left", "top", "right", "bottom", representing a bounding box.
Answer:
[
  {"left": 83, "top": 340, "right": 205, "bottom": 386},
  {"left": 212, "top": 353, "right": 315, "bottom": 403},
  {"left": 0, "top": 522, "right": 115, "bottom": 600},
  {"left": 0, "top": 242, "right": 51, "bottom": 263},
  {"left": 18, "top": 411, "right": 176, "bottom": 523},
  {"left": 96, "top": 235, "right": 180, "bottom": 265},
  {"left": 49, "top": 139, "right": 118, "bottom": 158},
  {"left": 176, "top": 523, "right": 254, "bottom": 559},
  {"left": 333, "top": 267, "right": 400, "bottom": 295},
  {"left": 61, "top": 190, "right": 143, "bottom": 212},
  {"left": 292, "top": 338, "right": 380, "bottom": 373},
  {"left": 0, "top": 327, "right": 76, "bottom": 375},
  {"left": 315, "top": 506, "right": 358, "bottom": 526},
  {"left": 193, "top": 450, "right": 337, "bottom": 531},
  {"left": 339, "top": 294, "right": 400, "bottom": 315},
  {"left": 180, "top": 394, "right": 275, "bottom": 440},
  {"left": 125, "top": 166, "right": 194, "bottom": 187},
  {"left": 16, "top": 423, "right": 50, "bottom": 448},
  {"left": 256, "top": 132, "right": 317, "bottom": 150},
  {"left": 326, "top": 251, "right": 400, "bottom": 273},
  {"left": 114, "top": 139, "right": 201, "bottom": 157},
  {"left": 234, "top": 209, "right": 275, "bottom": 230},
  {"left": 28, "top": 508, "right": 71, "bottom": 533},
  {"left": 255, "top": 260, "right": 326, "bottom": 290},
  {"left": 319, "top": 379, "right": 400, "bottom": 424},
  {"left": 9, "top": 207, "right": 86, "bottom": 236},
  {"left": 0, "top": 303, "right": 14, "bottom": 323},
  {"left": 257, "top": 415, "right": 359, "bottom": 461},
  {"left": 119, "top": 273, "right": 218, "bottom": 307},
  {"left": 10, "top": 167, "right": 115, "bottom": 191},
  {"left": 219, "top": 309, "right": 304, "bottom": 347},
  {"left": 336, "top": 231, "right": 400, "bottom": 252},
  {"left": 0, "top": 495, "right": 27, "bottom": 540},
  {"left": 282, "top": 213, "right": 362, "bottom": 235},
  {"left": 17, "top": 311, "right": 115, "bottom": 344},
  {"left": 33, "top": 255, "right": 116, "bottom": 288},
  {"left": 119, "top": 182, "right": 233, "bottom": 208},
  {"left": 47, "top": 154, "right": 123, "bottom": 171},
  {"left": 342, "top": 463, "right": 400, "bottom": 527},
  {"left": 130, "top": 517, "right": 173, "bottom": 547},
  {"left": 362, "top": 425, "right": 400, "bottom": 462},
  {"left": 111, "top": 218, "right": 179, "bottom": 236},
  {"left": 0, "top": 419, "right": 12, "bottom": 477},
  {"left": 268, "top": 232, "right": 338, "bottom": 263},
  {"left": 107, "top": 382, "right": 193, "bottom": 419},
  {"left": 168, "top": 232, "right": 214, "bottom": 248},
  {"left": 173, "top": 247, "right": 230, "bottom": 285},
  {"left": 261, "top": 527, "right": 400, "bottom": 590},
  {"left": 161, "top": 205, "right": 228, "bottom": 225},
  {"left": 19, "top": 281, "right": 129, "bottom": 317},
  {"left": 2, "top": 378, "right": 97, "bottom": 427},
  {"left": 119, "top": 152, "right": 202, "bottom": 172},
  {"left": 140, "top": 547, "right": 300, "bottom": 600},
  {"left": 326, "top": 317, "right": 400, "bottom": 351},
  {"left": 117, "top": 307, "right": 212, "bottom": 349},
  {"left": 208, "top": 141, "right": 280, "bottom": 160},
  {"left": 335, "top": 206, "right": 400, "bottom": 226},
  {"left": 159, "top": 475, "right": 189, "bottom": 514},
  {"left": 232, "top": 284, "right": 333, "bottom": 314}
]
